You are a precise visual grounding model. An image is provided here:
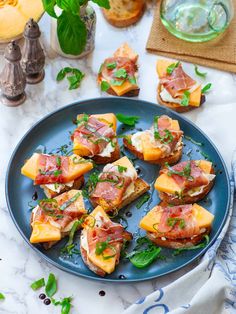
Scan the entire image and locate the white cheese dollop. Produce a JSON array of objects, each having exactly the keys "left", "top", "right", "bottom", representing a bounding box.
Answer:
[
  {"left": 98, "top": 141, "right": 116, "bottom": 157},
  {"left": 44, "top": 181, "right": 74, "bottom": 193}
]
